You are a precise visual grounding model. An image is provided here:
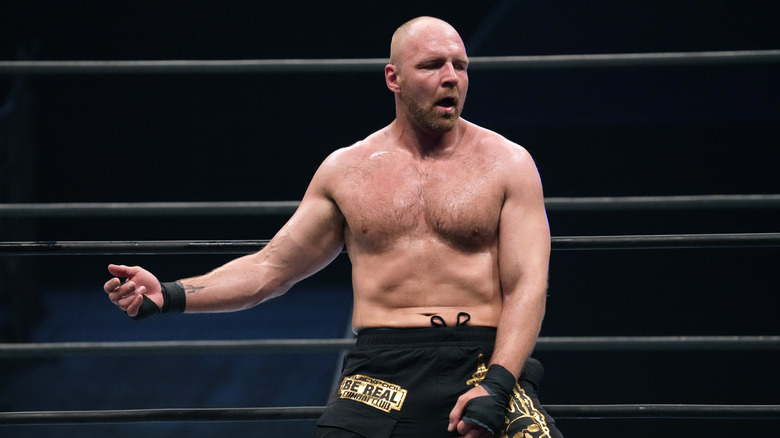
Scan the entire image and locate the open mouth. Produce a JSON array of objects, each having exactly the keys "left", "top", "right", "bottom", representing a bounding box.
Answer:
[{"left": 436, "top": 97, "right": 457, "bottom": 109}]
